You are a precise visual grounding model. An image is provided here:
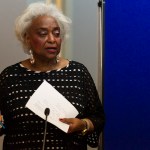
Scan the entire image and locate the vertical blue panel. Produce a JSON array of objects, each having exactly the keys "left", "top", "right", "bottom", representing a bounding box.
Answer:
[{"left": 104, "top": 0, "right": 150, "bottom": 150}]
